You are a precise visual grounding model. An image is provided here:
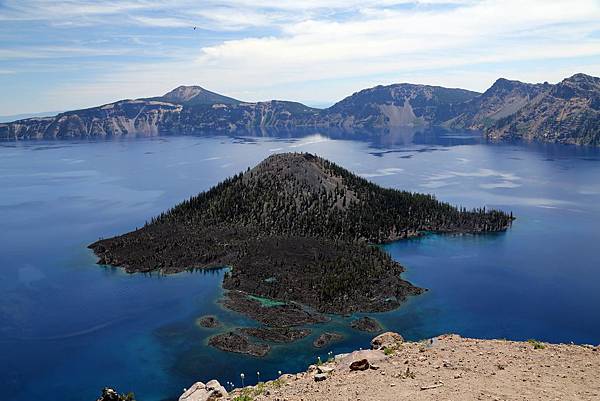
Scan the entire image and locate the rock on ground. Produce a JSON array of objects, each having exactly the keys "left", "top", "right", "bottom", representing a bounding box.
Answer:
[
  {"left": 179, "top": 380, "right": 228, "bottom": 401},
  {"left": 371, "top": 331, "right": 404, "bottom": 350}
]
